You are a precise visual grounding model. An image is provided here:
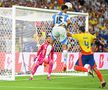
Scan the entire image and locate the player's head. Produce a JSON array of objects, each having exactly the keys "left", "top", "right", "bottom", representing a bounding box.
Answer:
[
  {"left": 61, "top": 5, "right": 68, "bottom": 13},
  {"left": 79, "top": 26, "right": 85, "bottom": 33},
  {"left": 46, "top": 34, "right": 53, "bottom": 44}
]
